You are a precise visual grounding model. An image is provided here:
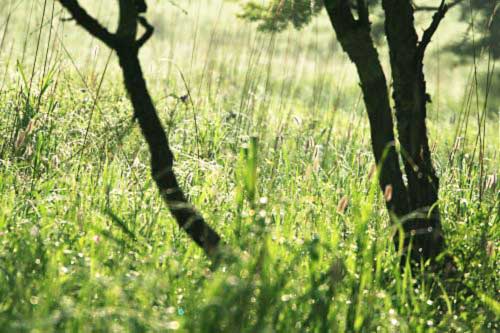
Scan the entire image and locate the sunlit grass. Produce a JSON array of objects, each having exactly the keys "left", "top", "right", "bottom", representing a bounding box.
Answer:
[{"left": 0, "top": 1, "right": 498, "bottom": 332}]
